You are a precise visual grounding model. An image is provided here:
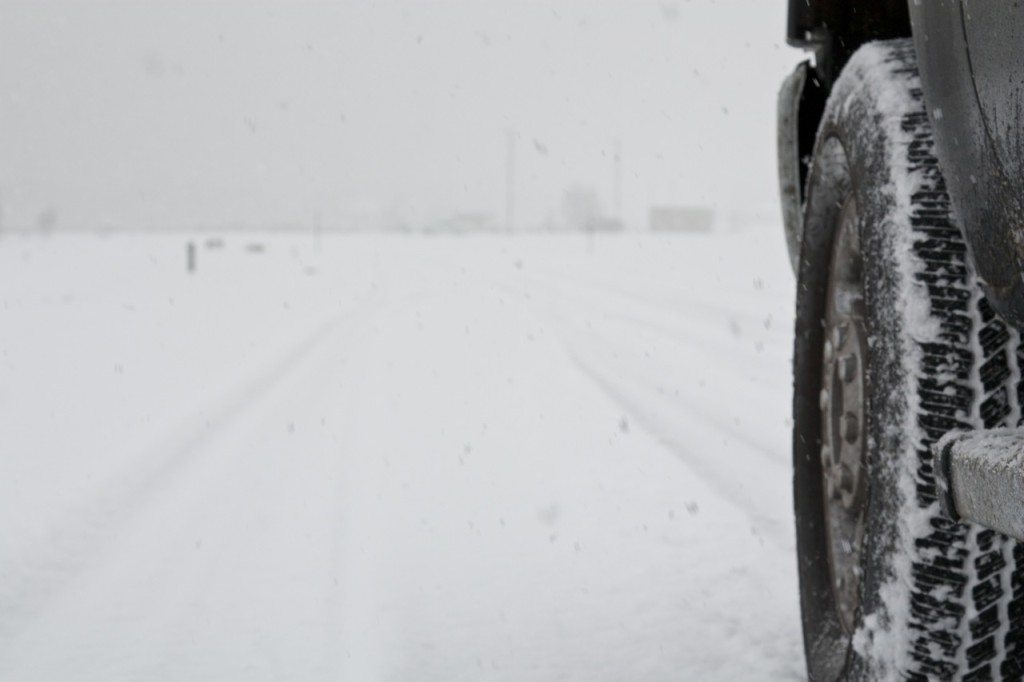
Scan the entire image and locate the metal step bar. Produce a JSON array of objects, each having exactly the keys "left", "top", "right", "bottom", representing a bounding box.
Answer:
[{"left": 935, "top": 429, "right": 1024, "bottom": 541}]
